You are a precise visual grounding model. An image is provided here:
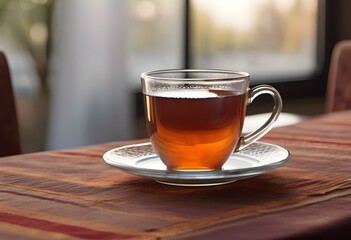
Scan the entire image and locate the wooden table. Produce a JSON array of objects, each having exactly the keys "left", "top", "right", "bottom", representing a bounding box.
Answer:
[{"left": 1, "top": 111, "right": 351, "bottom": 239}]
